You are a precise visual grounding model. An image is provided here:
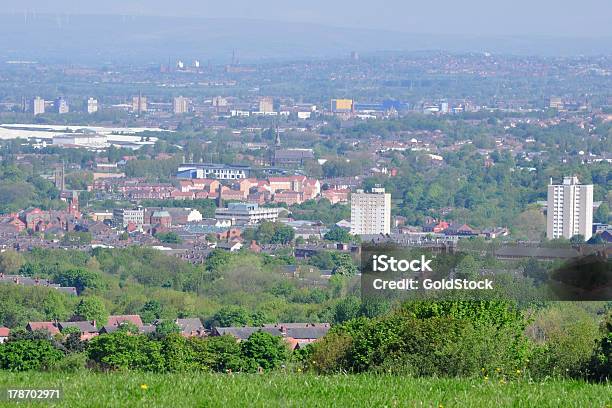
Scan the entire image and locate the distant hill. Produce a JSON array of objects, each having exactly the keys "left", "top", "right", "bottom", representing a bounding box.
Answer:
[{"left": 0, "top": 14, "right": 609, "bottom": 63}]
